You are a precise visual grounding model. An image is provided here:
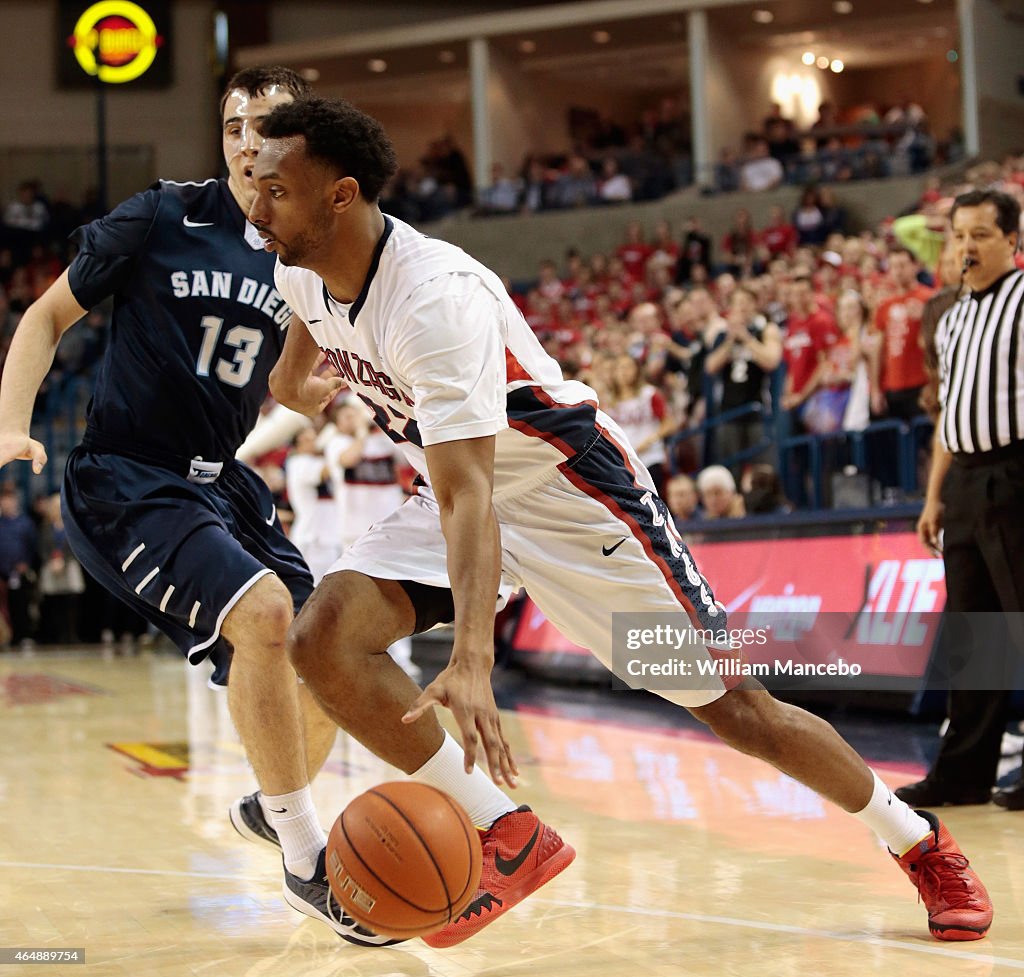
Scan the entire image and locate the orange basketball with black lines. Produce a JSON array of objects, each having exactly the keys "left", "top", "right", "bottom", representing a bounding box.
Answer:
[{"left": 325, "top": 781, "right": 483, "bottom": 939}]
